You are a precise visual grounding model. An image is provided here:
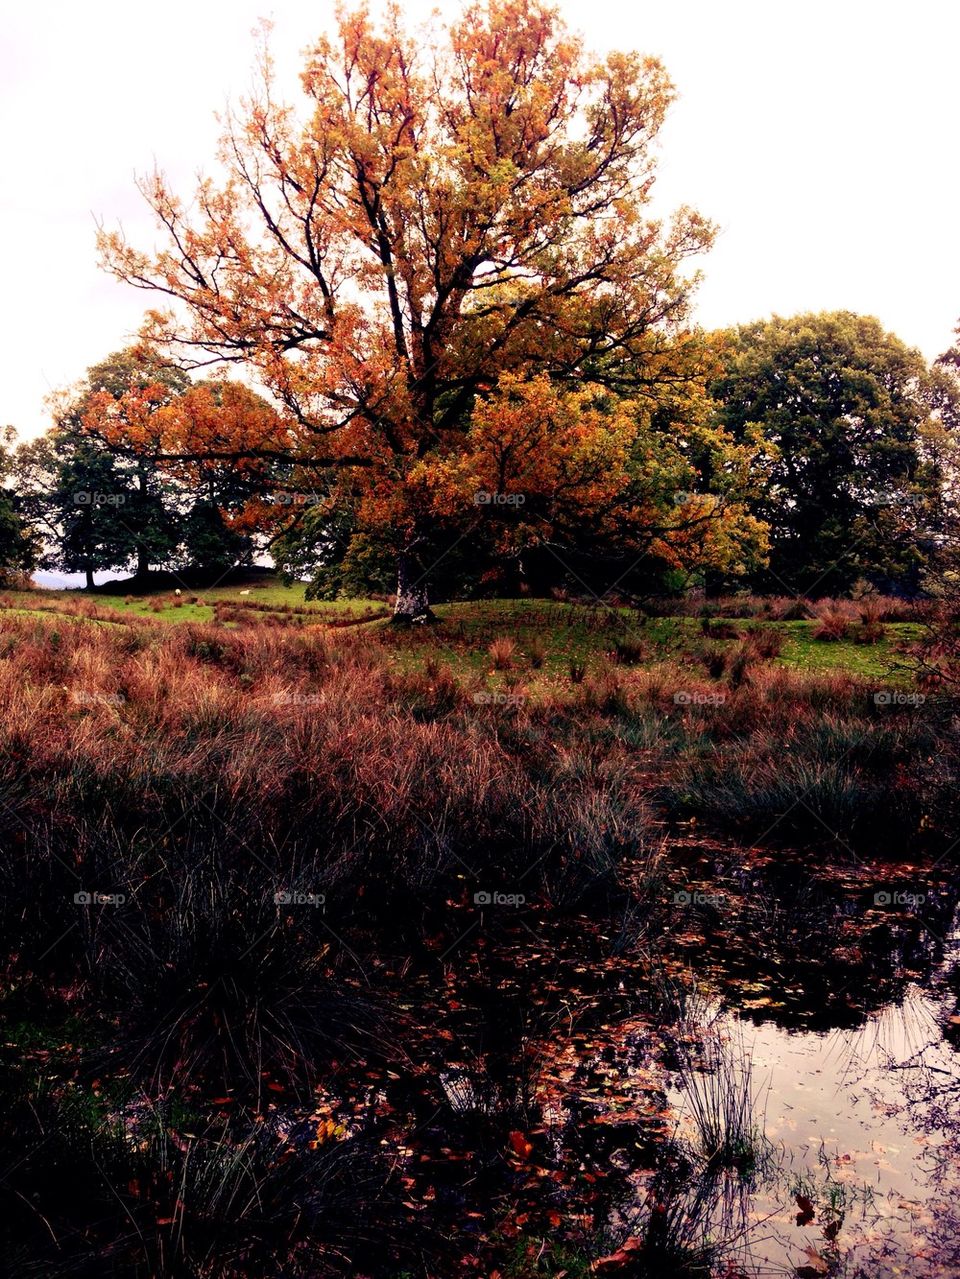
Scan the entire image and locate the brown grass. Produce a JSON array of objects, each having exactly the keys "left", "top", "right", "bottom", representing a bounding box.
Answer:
[{"left": 488, "top": 636, "right": 517, "bottom": 670}]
